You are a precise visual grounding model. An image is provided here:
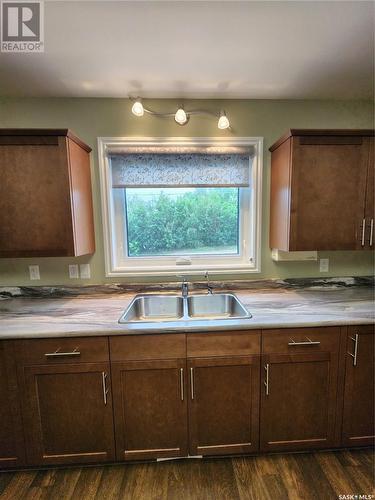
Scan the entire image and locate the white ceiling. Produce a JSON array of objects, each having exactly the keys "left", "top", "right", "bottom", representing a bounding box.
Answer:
[{"left": 0, "top": 0, "right": 373, "bottom": 99}]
